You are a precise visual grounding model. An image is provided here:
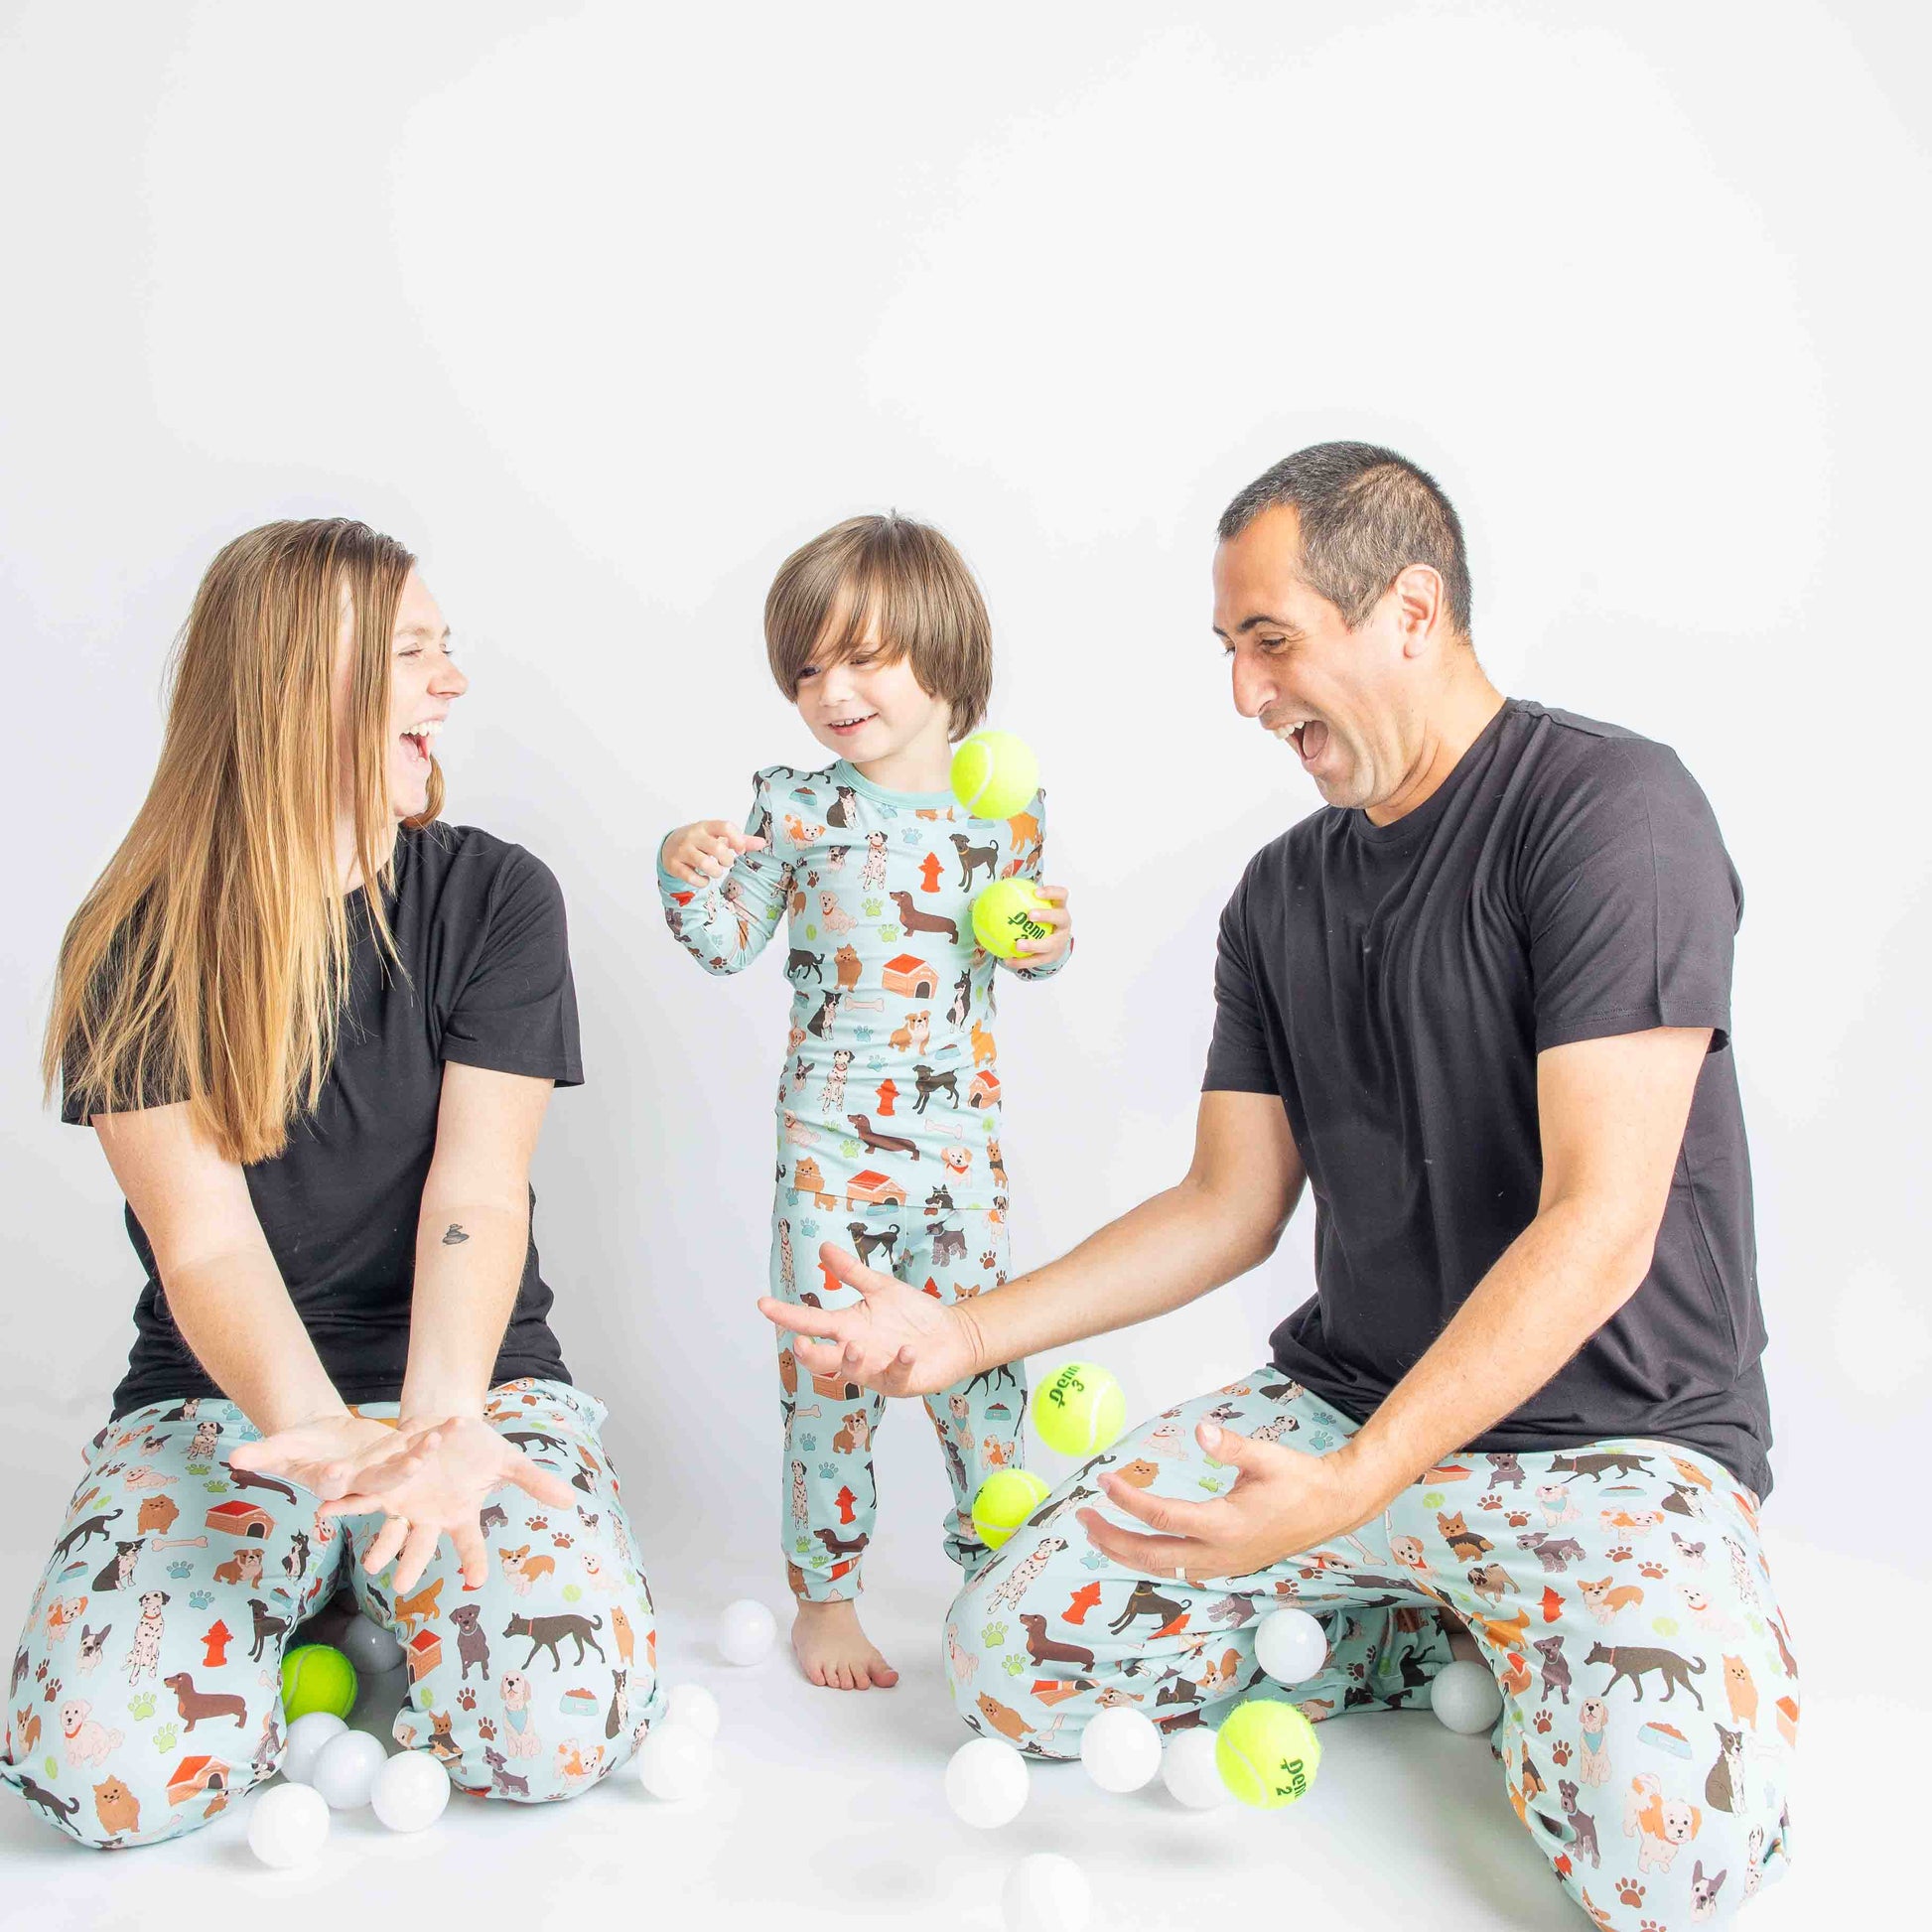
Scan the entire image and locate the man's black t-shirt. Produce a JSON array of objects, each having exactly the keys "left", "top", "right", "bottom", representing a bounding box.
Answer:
[
  {"left": 1203, "top": 700, "right": 1772, "bottom": 1497},
  {"left": 65, "top": 823, "right": 583, "bottom": 1418}
]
